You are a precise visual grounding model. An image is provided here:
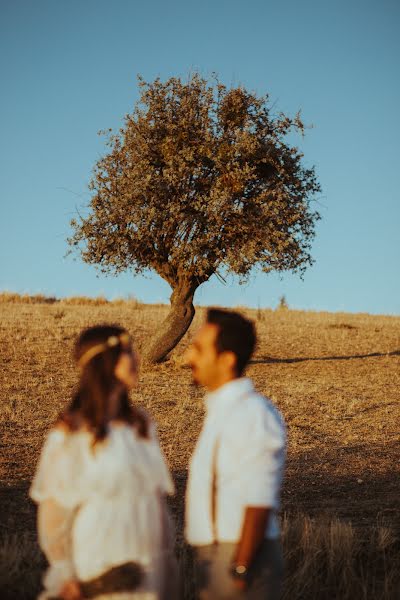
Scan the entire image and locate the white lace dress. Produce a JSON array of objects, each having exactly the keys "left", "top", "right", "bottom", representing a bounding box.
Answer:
[{"left": 30, "top": 421, "right": 176, "bottom": 600}]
